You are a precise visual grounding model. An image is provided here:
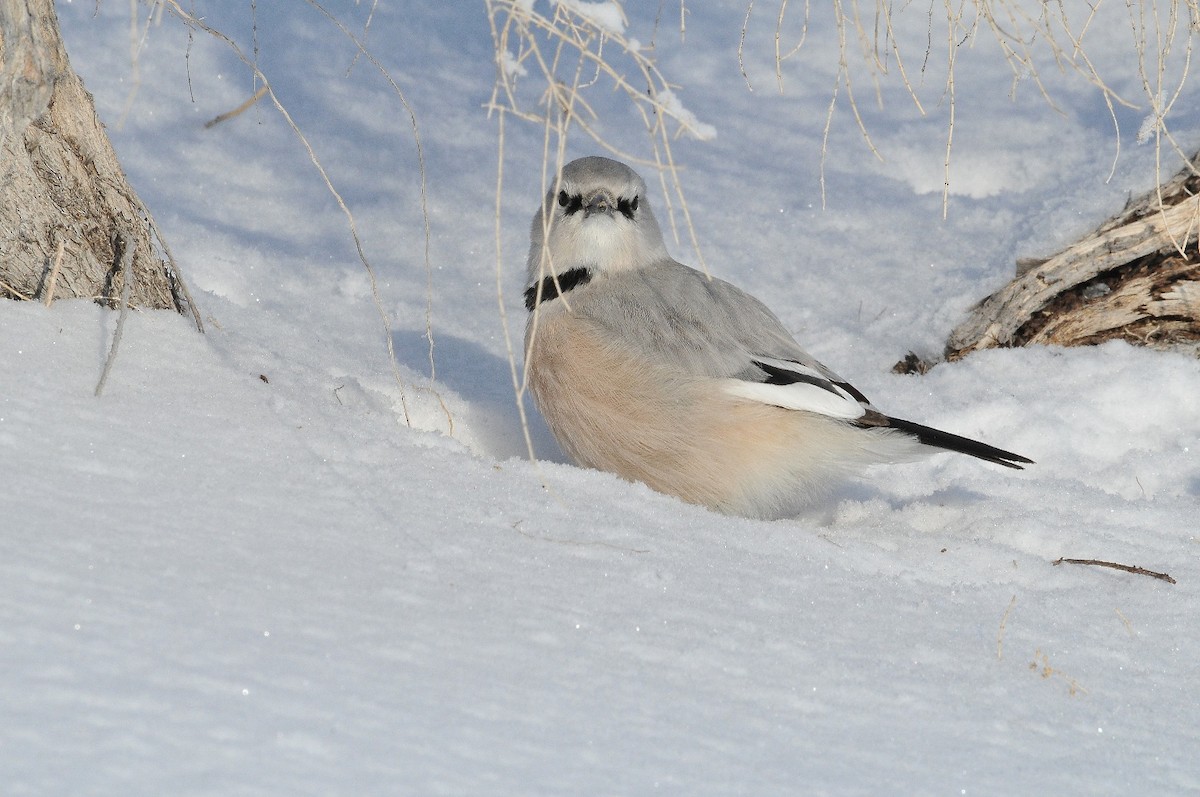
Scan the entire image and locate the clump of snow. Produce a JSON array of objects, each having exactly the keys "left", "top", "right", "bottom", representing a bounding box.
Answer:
[
  {"left": 551, "top": 0, "right": 626, "bottom": 35},
  {"left": 1137, "top": 94, "right": 1165, "bottom": 145},
  {"left": 500, "top": 49, "right": 527, "bottom": 79},
  {"left": 657, "top": 87, "right": 718, "bottom": 141}
]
